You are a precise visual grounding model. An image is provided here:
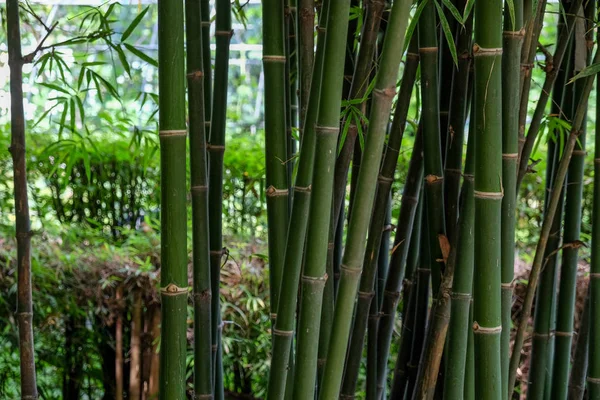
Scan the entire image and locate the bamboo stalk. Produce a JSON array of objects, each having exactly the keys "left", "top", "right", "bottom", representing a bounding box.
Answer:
[
  {"left": 375, "top": 39, "right": 421, "bottom": 399},
  {"left": 186, "top": 0, "right": 213, "bottom": 395},
  {"left": 516, "top": 0, "right": 584, "bottom": 189},
  {"left": 341, "top": 31, "right": 420, "bottom": 399},
  {"left": 6, "top": 0, "right": 38, "bottom": 396},
  {"left": 443, "top": 7, "right": 473, "bottom": 240},
  {"left": 291, "top": 1, "right": 351, "bottom": 398},
  {"left": 500, "top": 0, "right": 523, "bottom": 394},
  {"left": 508, "top": 44, "right": 600, "bottom": 394},
  {"left": 262, "top": 0, "right": 289, "bottom": 326},
  {"left": 419, "top": 0, "right": 446, "bottom": 293},
  {"left": 209, "top": 2, "right": 232, "bottom": 397},
  {"left": 472, "top": 0, "right": 504, "bottom": 397},
  {"left": 464, "top": 301, "right": 475, "bottom": 400},
  {"left": 551, "top": 6, "right": 592, "bottom": 397},
  {"left": 266, "top": 2, "right": 330, "bottom": 397},
  {"left": 332, "top": 0, "right": 385, "bottom": 241},
  {"left": 297, "top": 0, "right": 314, "bottom": 124},
  {"left": 443, "top": 122, "right": 475, "bottom": 400},
  {"left": 570, "top": 288, "right": 590, "bottom": 400},
  {"left": 157, "top": 0, "right": 188, "bottom": 392},
  {"left": 589, "top": 39, "right": 600, "bottom": 400},
  {"left": 317, "top": 2, "right": 412, "bottom": 397},
  {"left": 201, "top": 0, "right": 211, "bottom": 131},
  {"left": 116, "top": 287, "right": 124, "bottom": 400},
  {"left": 387, "top": 198, "right": 423, "bottom": 400}
]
